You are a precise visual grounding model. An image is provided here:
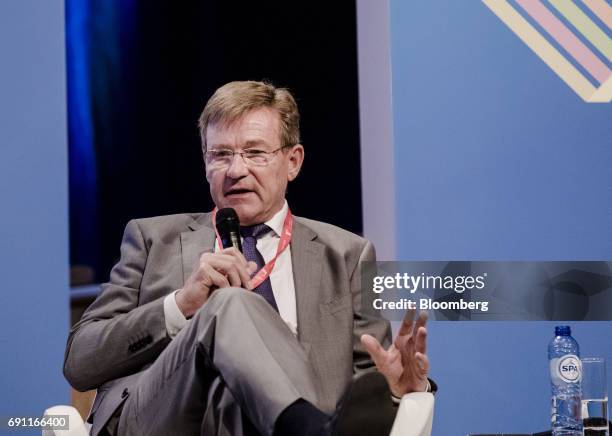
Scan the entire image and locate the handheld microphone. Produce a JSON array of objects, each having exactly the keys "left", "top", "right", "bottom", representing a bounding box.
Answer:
[{"left": 215, "top": 208, "right": 242, "bottom": 252}]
